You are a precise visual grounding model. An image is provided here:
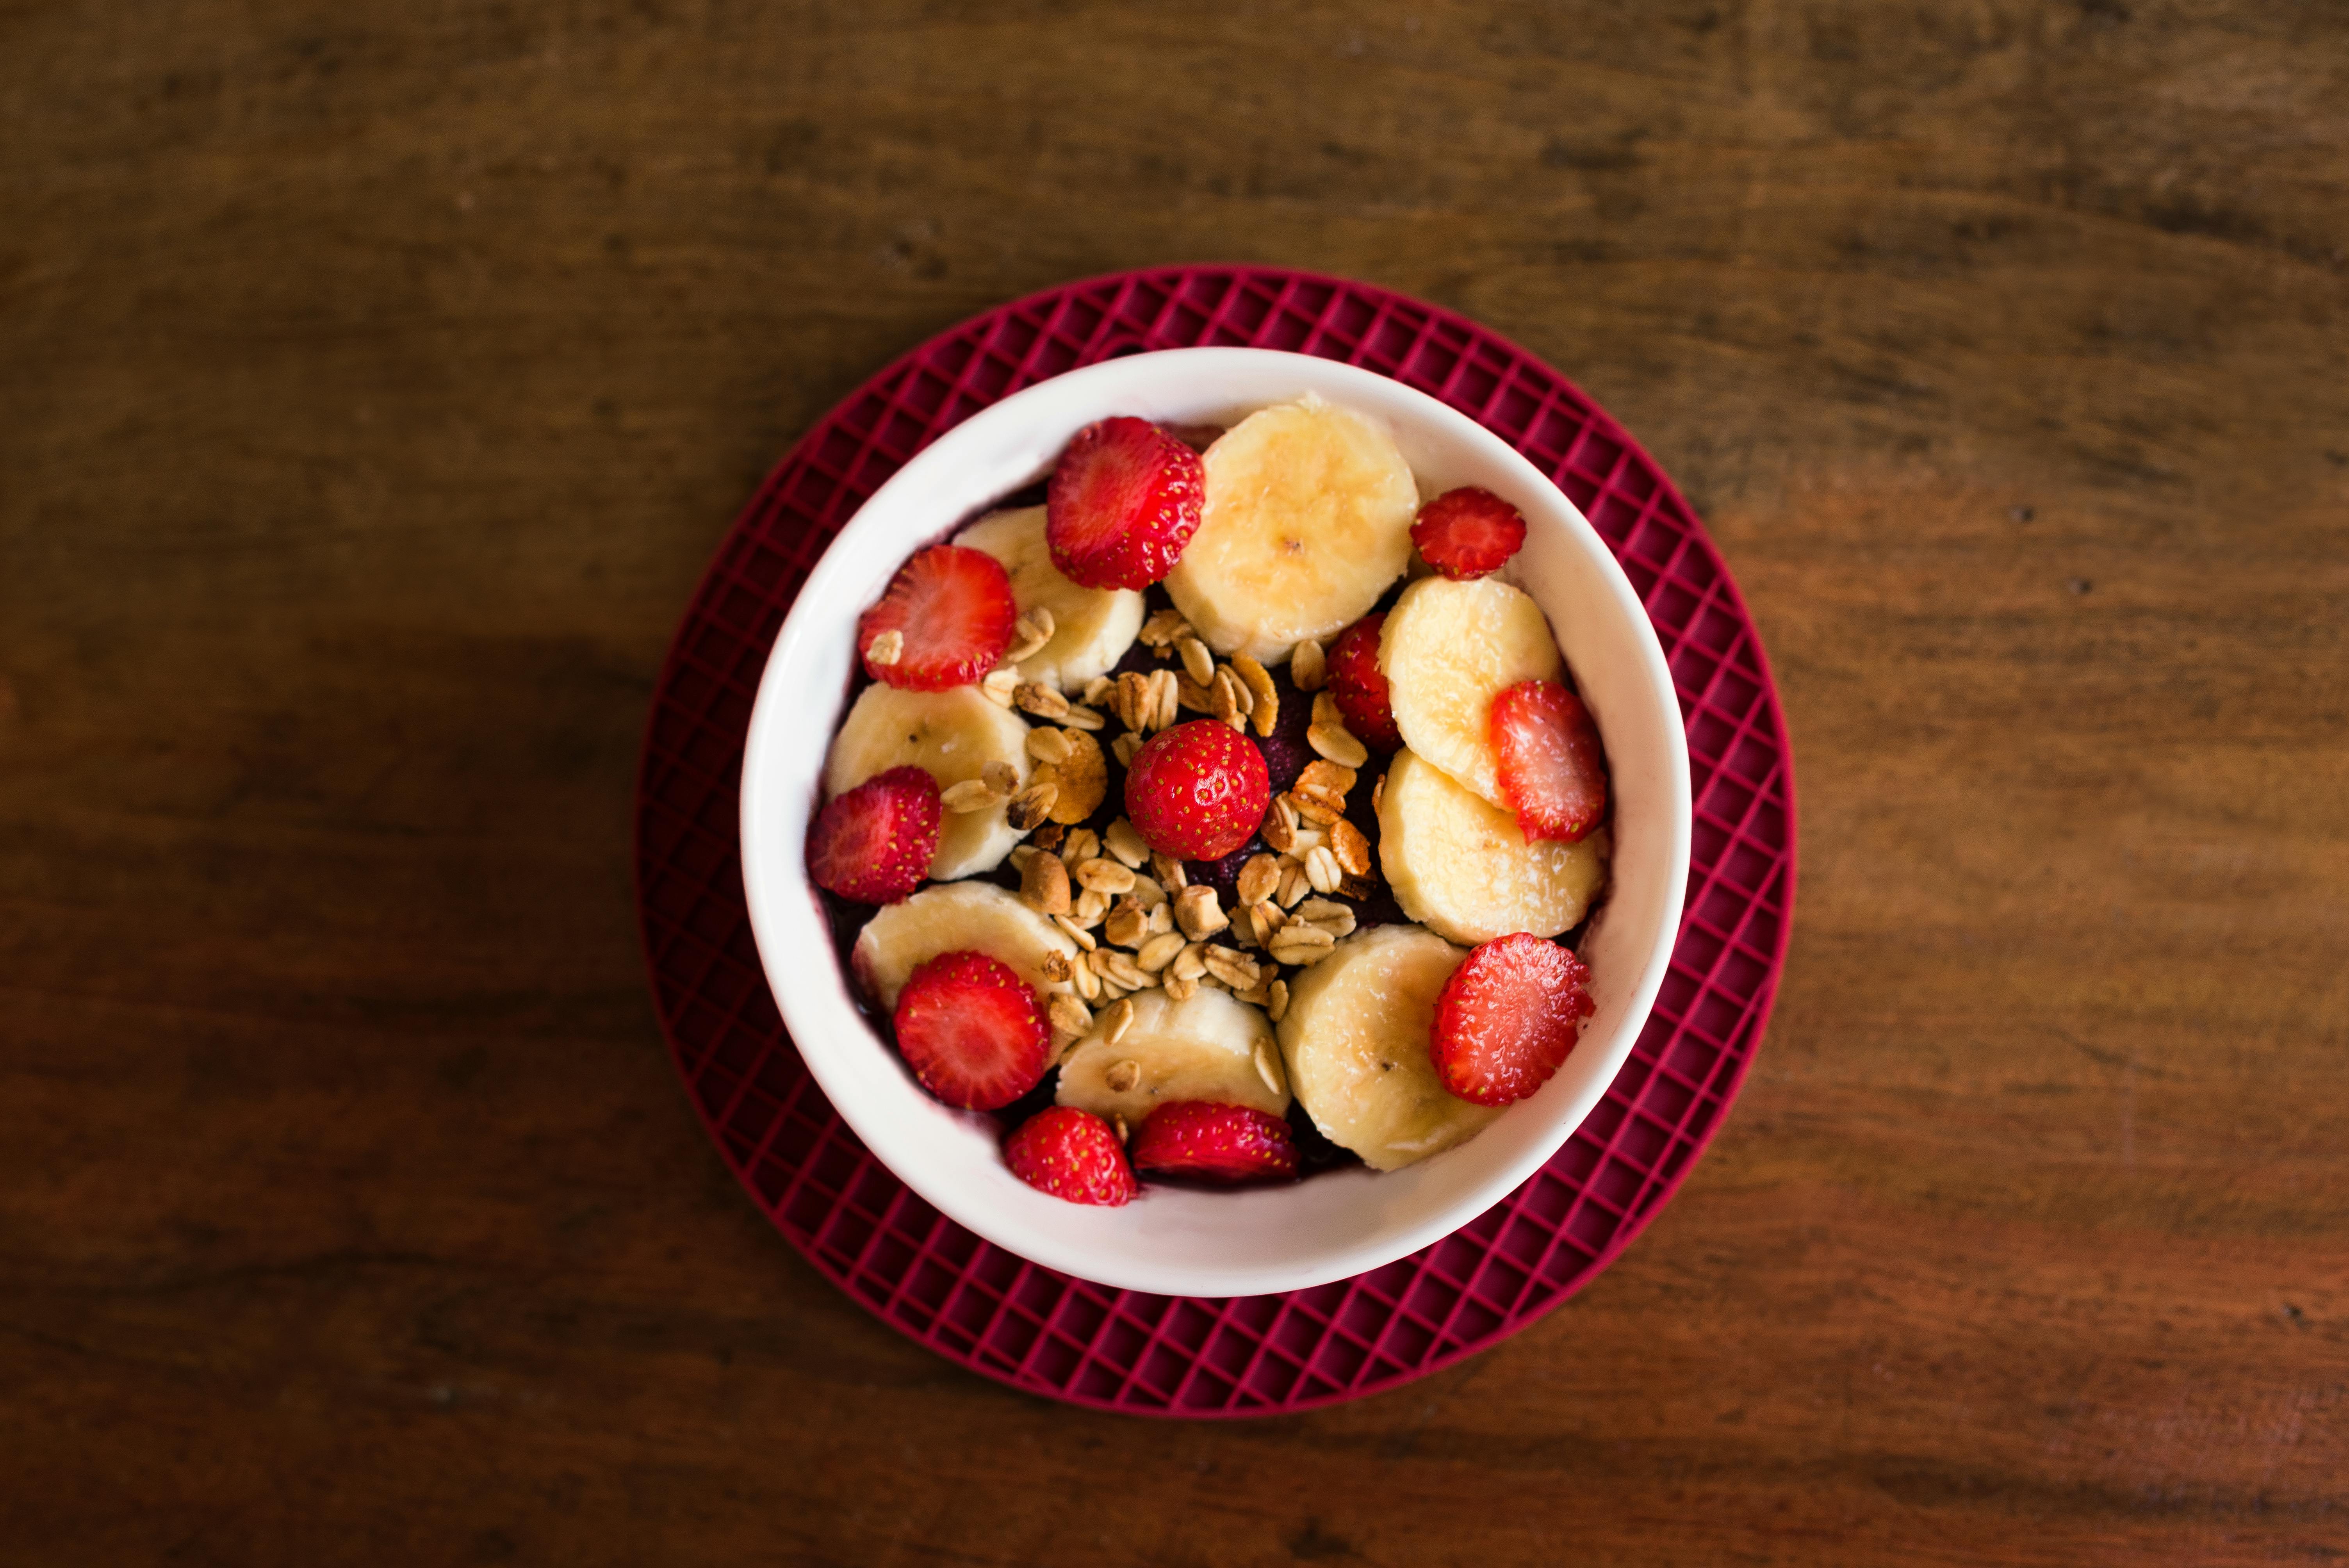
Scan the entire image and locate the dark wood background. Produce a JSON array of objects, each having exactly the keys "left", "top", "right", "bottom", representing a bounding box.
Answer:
[{"left": 4, "top": 2, "right": 2345, "bottom": 1562}]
